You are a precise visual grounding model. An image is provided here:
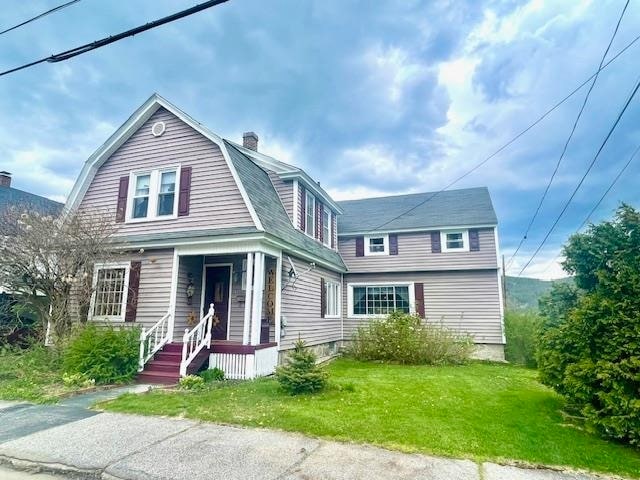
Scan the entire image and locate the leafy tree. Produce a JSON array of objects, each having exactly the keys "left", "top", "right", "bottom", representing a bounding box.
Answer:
[
  {"left": 275, "top": 339, "right": 327, "bottom": 395},
  {"left": 537, "top": 204, "right": 640, "bottom": 445},
  {"left": 538, "top": 282, "right": 581, "bottom": 330}
]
